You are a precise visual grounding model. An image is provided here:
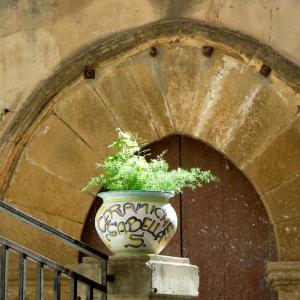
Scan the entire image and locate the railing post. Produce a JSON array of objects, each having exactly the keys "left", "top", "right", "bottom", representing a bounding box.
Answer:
[
  {"left": 36, "top": 262, "right": 44, "bottom": 300},
  {"left": 101, "top": 259, "right": 107, "bottom": 300},
  {"left": 0, "top": 245, "right": 8, "bottom": 300},
  {"left": 0, "top": 202, "right": 109, "bottom": 299},
  {"left": 54, "top": 270, "right": 61, "bottom": 300},
  {"left": 86, "top": 286, "right": 93, "bottom": 300},
  {"left": 70, "top": 277, "right": 77, "bottom": 300},
  {"left": 19, "top": 253, "right": 26, "bottom": 300},
  {"left": 74, "top": 257, "right": 109, "bottom": 299}
]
